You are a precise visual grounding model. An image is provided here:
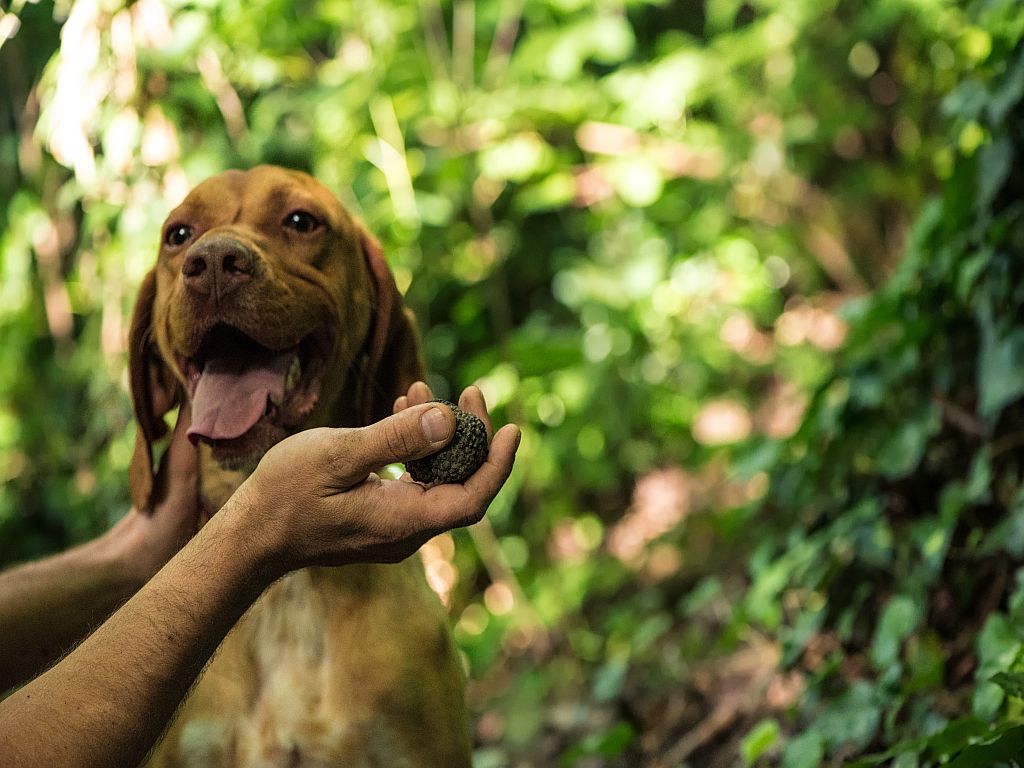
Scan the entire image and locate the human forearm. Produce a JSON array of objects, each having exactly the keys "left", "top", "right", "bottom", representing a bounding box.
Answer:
[
  {"left": 0, "top": 529, "right": 141, "bottom": 692},
  {"left": 0, "top": 502, "right": 271, "bottom": 768},
  {"left": 0, "top": 406, "right": 205, "bottom": 694}
]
